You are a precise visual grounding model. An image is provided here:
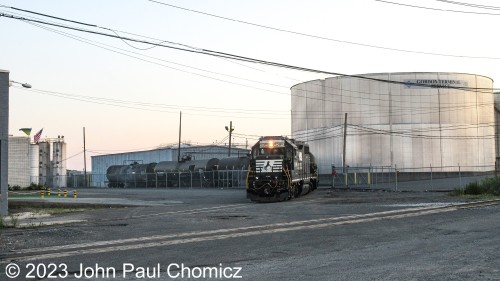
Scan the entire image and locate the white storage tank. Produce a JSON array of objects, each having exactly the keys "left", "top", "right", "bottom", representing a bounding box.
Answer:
[
  {"left": 30, "top": 144, "right": 39, "bottom": 185},
  {"left": 291, "top": 72, "right": 495, "bottom": 174},
  {"left": 52, "top": 136, "right": 67, "bottom": 188}
]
